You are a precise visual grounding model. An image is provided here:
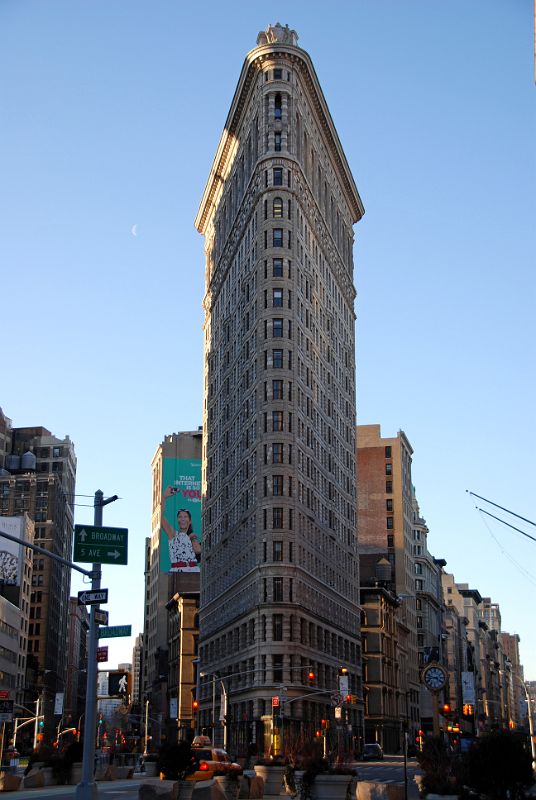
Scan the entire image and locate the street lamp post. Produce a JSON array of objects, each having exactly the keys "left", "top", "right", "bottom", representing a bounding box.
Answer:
[{"left": 516, "top": 678, "right": 536, "bottom": 772}]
